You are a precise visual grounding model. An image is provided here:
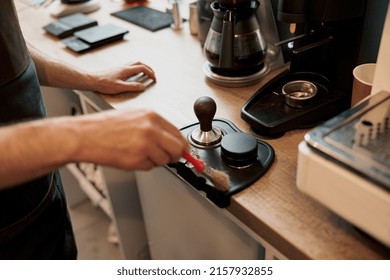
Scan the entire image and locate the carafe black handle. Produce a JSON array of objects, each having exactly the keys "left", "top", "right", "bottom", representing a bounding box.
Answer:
[{"left": 218, "top": 10, "right": 234, "bottom": 69}]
